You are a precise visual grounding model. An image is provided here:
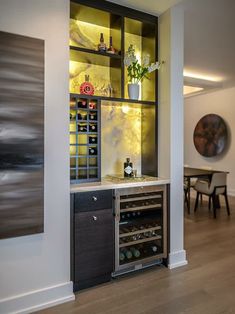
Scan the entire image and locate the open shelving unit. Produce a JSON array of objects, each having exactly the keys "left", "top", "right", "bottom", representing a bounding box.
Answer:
[{"left": 70, "top": 0, "right": 158, "bottom": 183}]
